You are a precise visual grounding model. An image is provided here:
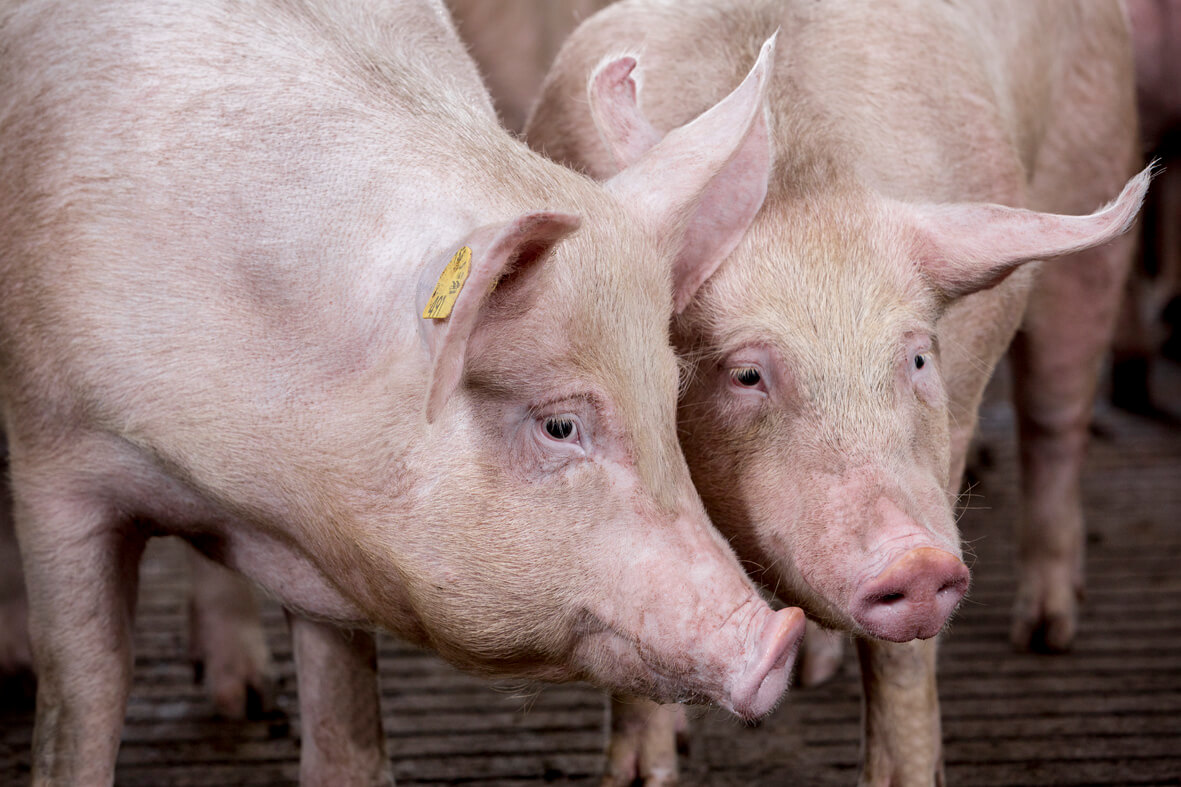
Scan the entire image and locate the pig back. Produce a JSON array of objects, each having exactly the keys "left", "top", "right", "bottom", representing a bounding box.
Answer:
[
  {"left": 533, "top": 0, "right": 1134, "bottom": 209},
  {"left": 0, "top": 0, "right": 509, "bottom": 433}
]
